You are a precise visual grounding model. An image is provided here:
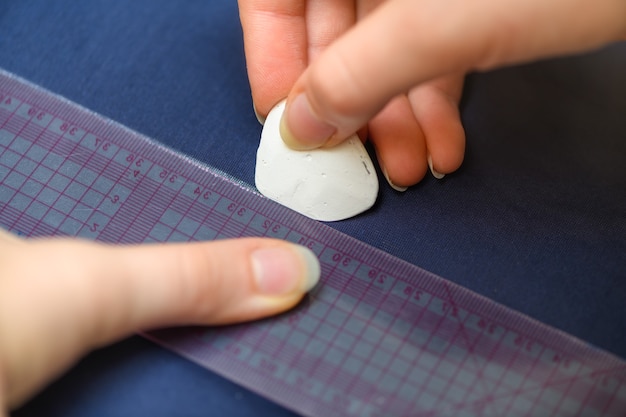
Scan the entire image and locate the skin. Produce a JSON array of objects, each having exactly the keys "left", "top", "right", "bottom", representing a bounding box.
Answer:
[
  {"left": 238, "top": 0, "right": 626, "bottom": 188},
  {"left": 0, "top": 229, "right": 318, "bottom": 414},
  {"left": 2, "top": 1, "right": 625, "bottom": 414}
]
